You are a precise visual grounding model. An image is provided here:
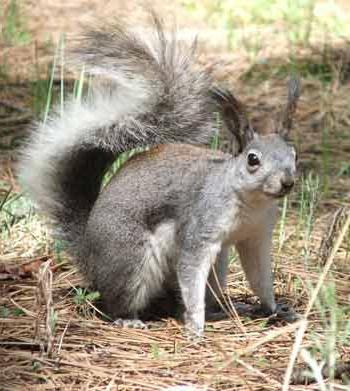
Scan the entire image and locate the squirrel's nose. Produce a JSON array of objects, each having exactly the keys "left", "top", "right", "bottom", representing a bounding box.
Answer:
[{"left": 281, "top": 175, "right": 295, "bottom": 191}]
